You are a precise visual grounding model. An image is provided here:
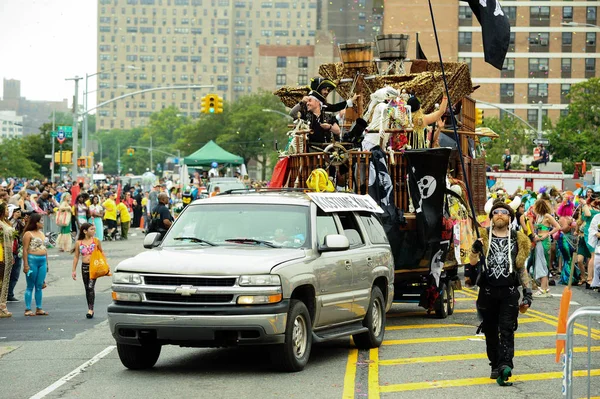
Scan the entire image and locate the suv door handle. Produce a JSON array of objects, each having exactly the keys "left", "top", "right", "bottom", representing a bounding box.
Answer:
[{"left": 345, "top": 260, "right": 352, "bottom": 270}]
